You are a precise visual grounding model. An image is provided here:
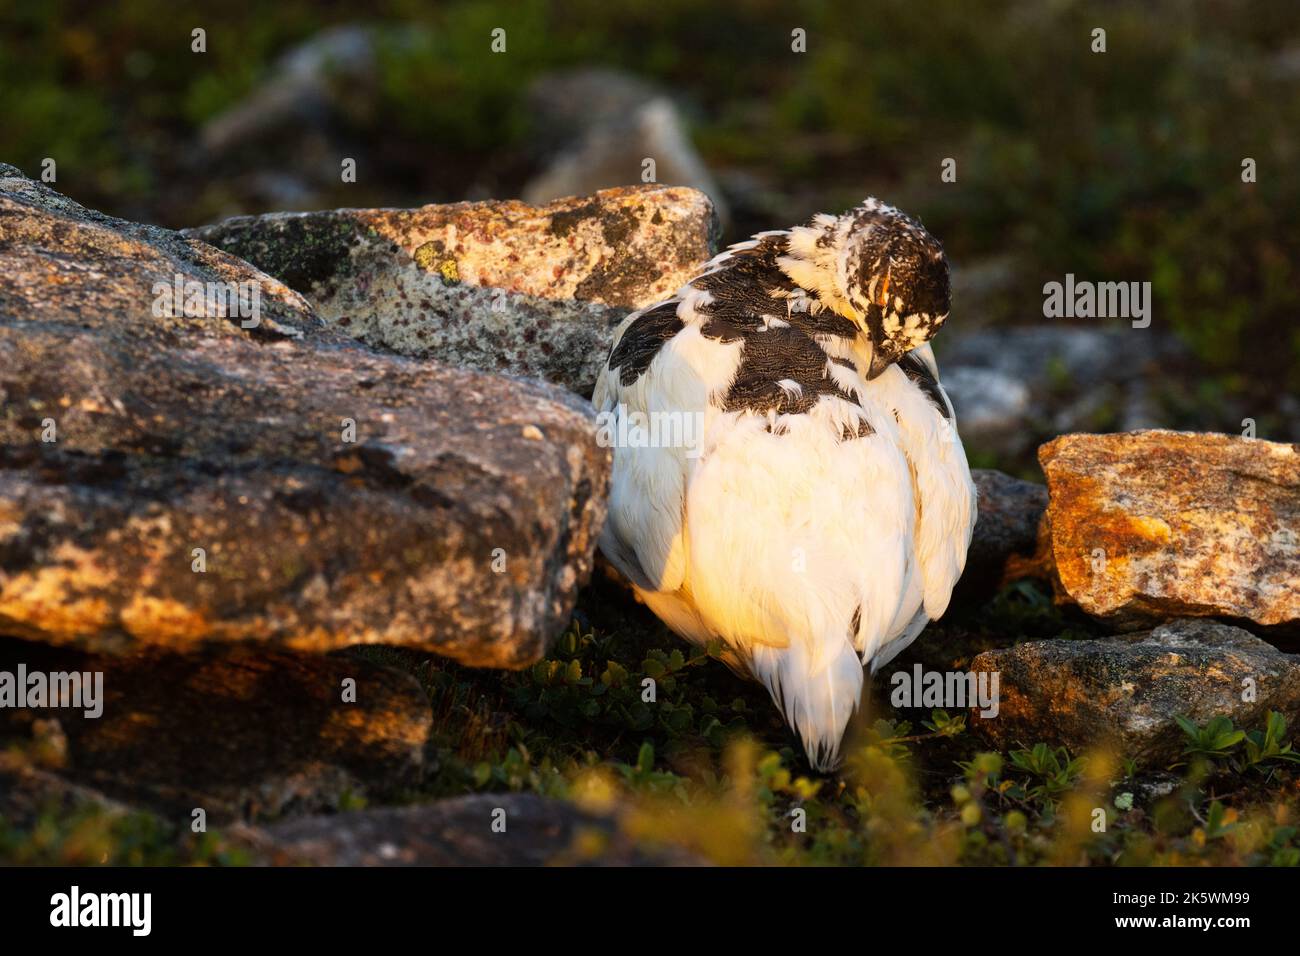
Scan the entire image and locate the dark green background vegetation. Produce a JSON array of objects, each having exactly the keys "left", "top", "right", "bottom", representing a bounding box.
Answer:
[{"left": 4, "top": 0, "right": 1298, "bottom": 392}]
